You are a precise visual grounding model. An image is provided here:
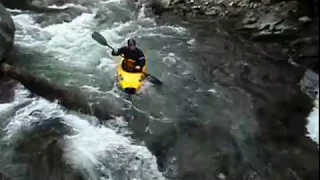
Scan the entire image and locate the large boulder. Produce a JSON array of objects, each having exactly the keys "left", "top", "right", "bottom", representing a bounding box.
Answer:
[{"left": 0, "top": 2, "right": 15, "bottom": 61}]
